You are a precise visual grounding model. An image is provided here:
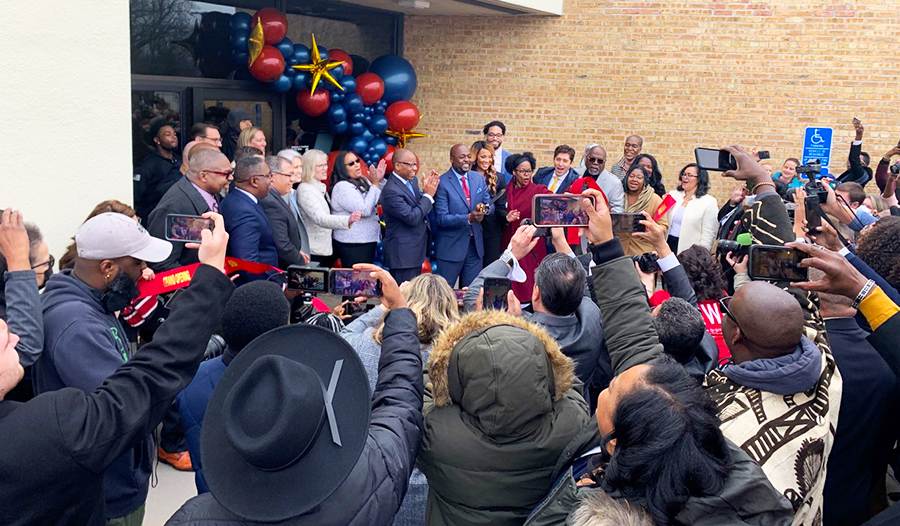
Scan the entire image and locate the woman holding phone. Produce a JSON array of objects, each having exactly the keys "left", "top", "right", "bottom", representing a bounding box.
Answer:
[
  {"left": 619, "top": 165, "right": 668, "bottom": 256},
  {"left": 502, "top": 152, "right": 549, "bottom": 302}
]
